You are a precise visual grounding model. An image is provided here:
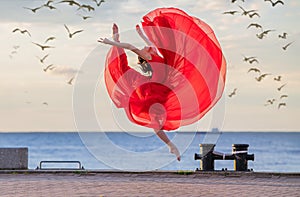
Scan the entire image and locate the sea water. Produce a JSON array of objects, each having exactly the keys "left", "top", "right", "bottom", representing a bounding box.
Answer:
[{"left": 0, "top": 132, "right": 299, "bottom": 172}]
